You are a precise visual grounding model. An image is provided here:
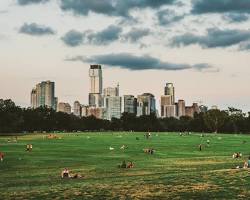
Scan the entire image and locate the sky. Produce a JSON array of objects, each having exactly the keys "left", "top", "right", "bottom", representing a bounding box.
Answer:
[{"left": 0, "top": 0, "right": 250, "bottom": 112}]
